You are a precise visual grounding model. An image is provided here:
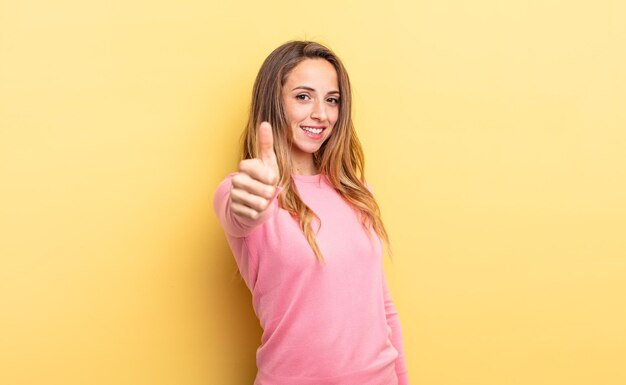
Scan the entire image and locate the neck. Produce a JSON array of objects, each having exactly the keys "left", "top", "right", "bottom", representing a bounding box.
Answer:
[{"left": 291, "top": 152, "right": 318, "bottom": 176}]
